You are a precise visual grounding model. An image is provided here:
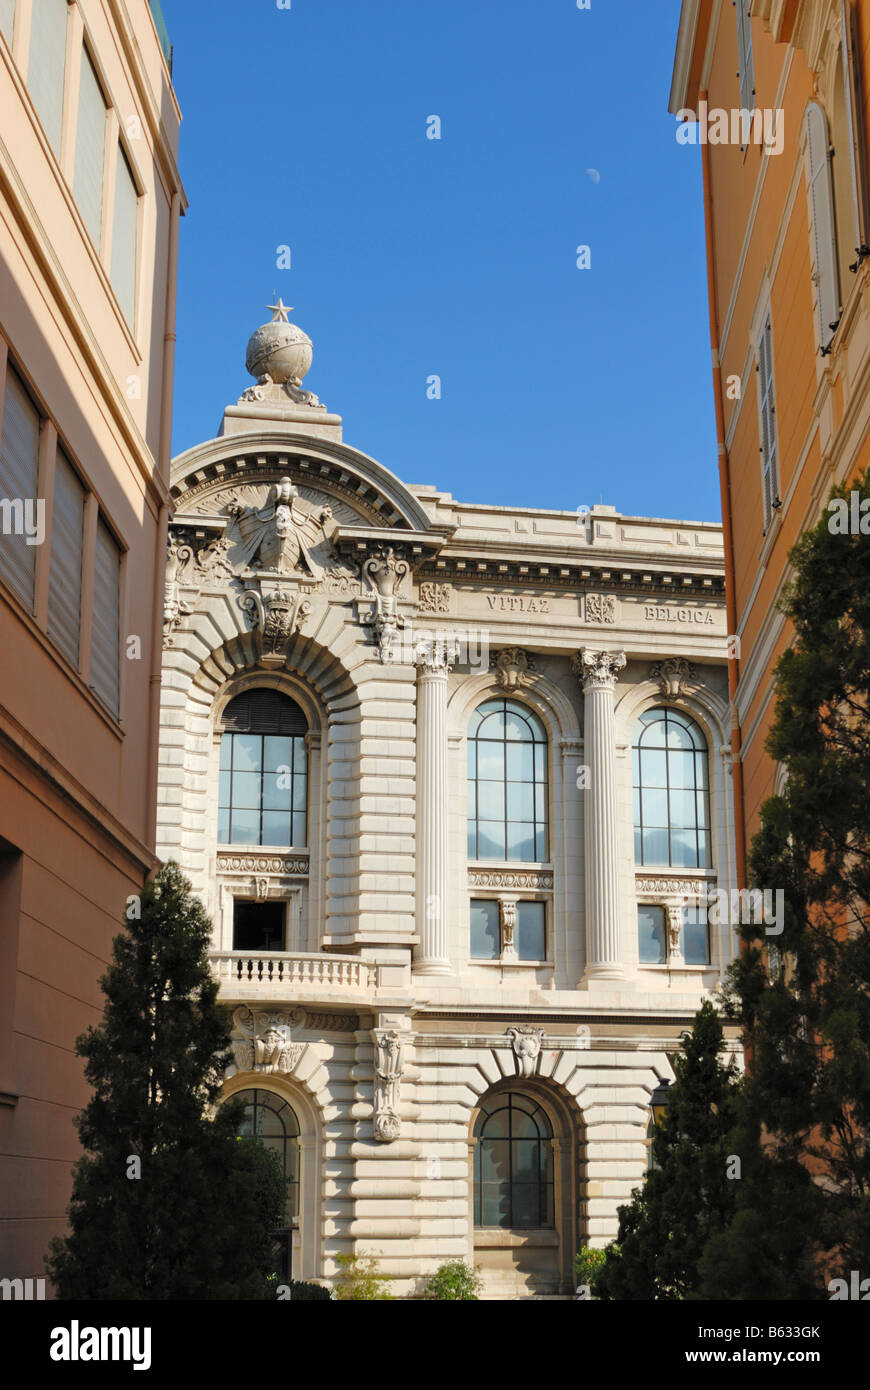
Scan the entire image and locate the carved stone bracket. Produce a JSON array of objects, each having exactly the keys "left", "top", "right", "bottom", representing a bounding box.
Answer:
[
  {"left": 506, "top": 1025, "right": 544, "bottom": 1078},
  {"left": 240, "top": 585, "right": 312, "bottom": 665},
  {"left": 491, "top": 647, "right": 536, "bottom": 691},
  {"left": 230, "top": 1006, "right": 305, "bottom": 1076},
  {"left": 372, "top": 1028, "right": 406, "bottom": 1142},
  {"left": 649, "top": 657, "right": 697, "bottom": 699},
  {"left": 361, "top": 545, "right": 410, "bottom": 662}
]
